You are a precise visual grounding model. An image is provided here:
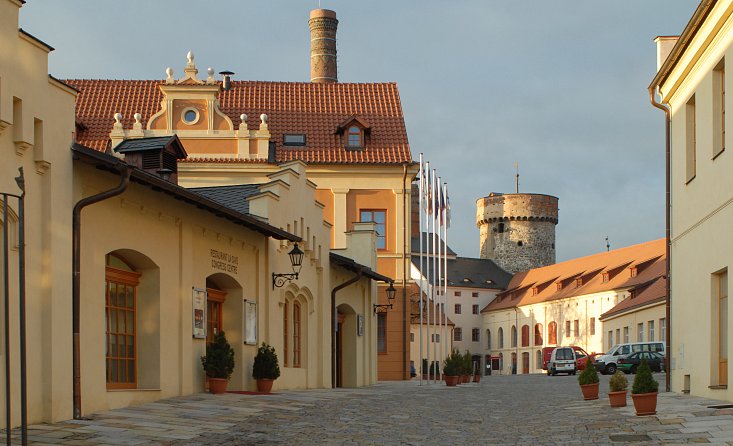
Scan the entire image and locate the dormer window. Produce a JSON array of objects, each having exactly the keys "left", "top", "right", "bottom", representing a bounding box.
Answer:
[
  {"left": 602, "top": 272, "right": 610, "bottom": 283},
  {"left": 347, "top": 126, "right": 362, "bottom": 148}
]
